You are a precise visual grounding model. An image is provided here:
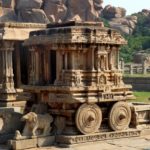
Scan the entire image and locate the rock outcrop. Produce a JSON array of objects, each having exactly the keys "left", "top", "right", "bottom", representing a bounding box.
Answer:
[
  {"left": 102, "top": 5, "right": 126, "bottom": 19},
  {"left": 66, "top": 0, "right": 103, "bottom": 21},
  {"left": 43, "top": 0, "right": 67, "bottom": 23},
  {"left": 101, "top": 5, "right": 137, "bottom": 34},
  {"left": 18, "top": 9, "right": 49, "bottom": 23},
  {"left": 139, "top": 9, "right": 150, "bottom": 17},
  {"left": 0, "top": 0, "right": 148, "bottom": 35},
  {"left": 0, "top": 0, "right": 103, "bottom": 23},
  {"left": 109, "top": 15, "right": 137, "bottom": 34}
]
